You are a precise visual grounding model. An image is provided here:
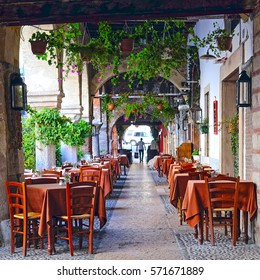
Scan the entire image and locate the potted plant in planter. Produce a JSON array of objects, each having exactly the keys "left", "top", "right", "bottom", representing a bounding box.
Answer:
[
  {"left": 192, "top": 149, "right": 200, "bottom": 161},
  {"left": 29, "top": 31, "right": 50, "bottom": 55},
  {"left": 29, "top": 23, "right": 86, "bottom": 80},
  {"left": 189, "top": 21, "right": 235, "bottom": 57},
  {"left": 213, "top": 22, "right": 234, "bottom": 51},
  {"left": 200, "top": 117, "right": 209, "bottom": 134}
]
